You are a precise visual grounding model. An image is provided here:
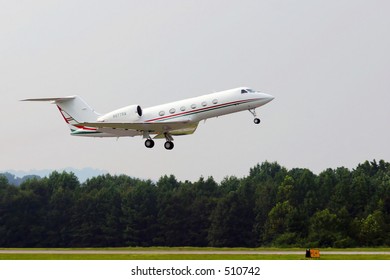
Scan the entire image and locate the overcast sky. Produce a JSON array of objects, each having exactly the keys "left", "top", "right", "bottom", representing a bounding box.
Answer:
[{"left": 1, "top": 0, "right": 389, "bottom": 182}]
